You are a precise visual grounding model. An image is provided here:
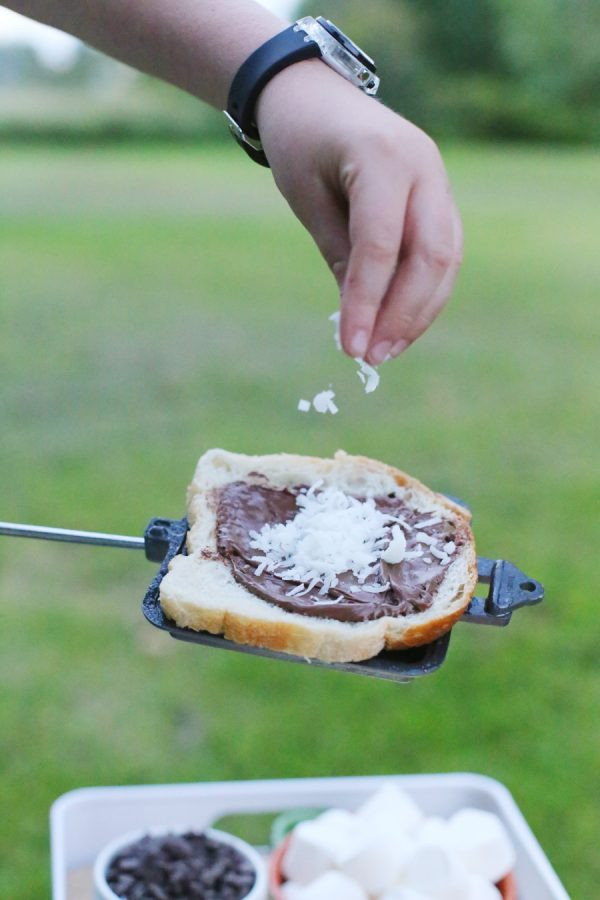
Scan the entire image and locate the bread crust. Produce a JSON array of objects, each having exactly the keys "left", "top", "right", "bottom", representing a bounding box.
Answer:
[{"left": 159, "top": 449, "right": 478, "bottom": 663}]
